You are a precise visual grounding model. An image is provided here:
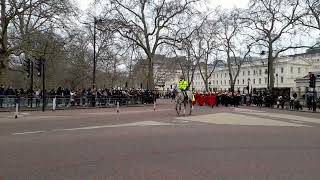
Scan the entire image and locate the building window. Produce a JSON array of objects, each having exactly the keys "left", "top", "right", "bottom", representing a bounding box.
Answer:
[
  {"left": 243, "top": 79, "right": 245, "bottom": 84},
  {"left": 221, "top": 74, "right": 222, "bottom": 78},
  {"left": 291, "top": 67, "right": 293, "bottom": 73},
  {"left": 225, "top": 73, "right": 227, "bottom": 78},
  {"left": 281, "top": 67, "right": 284, "bottom": 73},
  {"left": 248, "top": 71, "right": 250, "bottom": 76},
  {"left": 265, "top": 69, "right": 268, "bottom": 74},
  {"left": 253, "top": 79, "right": 256, "bottom": 84},
  {"left": 213, "top": 74, "right": 215, "bottom": 78},
  {"left": 259, "top": 78, "right": 261, "bottom": 84},
  {"left": 298, "top": 67, "right": 301, "bottom": 74},
  {"left": 265, "top": 78, "right": 268, "bottom": 84},
  {"left": 221, "top": 81, "right": 222, "bottom": 85},
  {"left": 243, "top": 71, "right": 245, "bottom": 76},
  {"left": 224, "top": 80, "right": 226, "bottom": 85},
  {"left": 281, "top": 77, "right": 284, "bottom": 83},
  {"left": 229, "top": 80, "right": 230, "bottom": 85},
  {"left": 217, "top": 80, "right": 218, "bottom": 85},
  {"left": 253, "top": 70, "right": 256, "bottom": 75},
  {"left": 259, "top": 69, "right": 262, "bottom": 76},
  {"left": 237, "top": 79, "right": 239, "bottom": 85}
]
